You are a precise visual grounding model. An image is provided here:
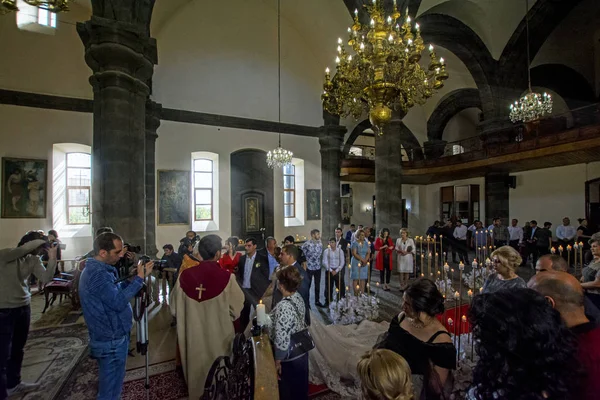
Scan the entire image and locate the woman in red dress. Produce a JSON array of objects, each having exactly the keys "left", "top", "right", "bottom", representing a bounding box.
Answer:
[
  {"left": 220, "top": 236, "right": 240, "bottom": 274},
  {"left": 375, "top": 228, "right": 394, "bottom": 291}
]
